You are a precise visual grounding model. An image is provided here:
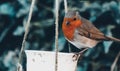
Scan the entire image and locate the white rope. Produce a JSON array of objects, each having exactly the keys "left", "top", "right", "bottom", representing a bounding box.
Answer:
[
  {"left": 17, "top": 0, "right": 36, "bottom": 71},
  {"left": 55, "top": 0, "right": 59, "bottom": 71},
  {"left": 111, "top": 52, "right": 120, "bottom": 71},
  {"left": 64, "top": 0, "right": 68, "bottom": 13},
  {"left": 64, "top": 0, "right": 71, "bottom": 52}
]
